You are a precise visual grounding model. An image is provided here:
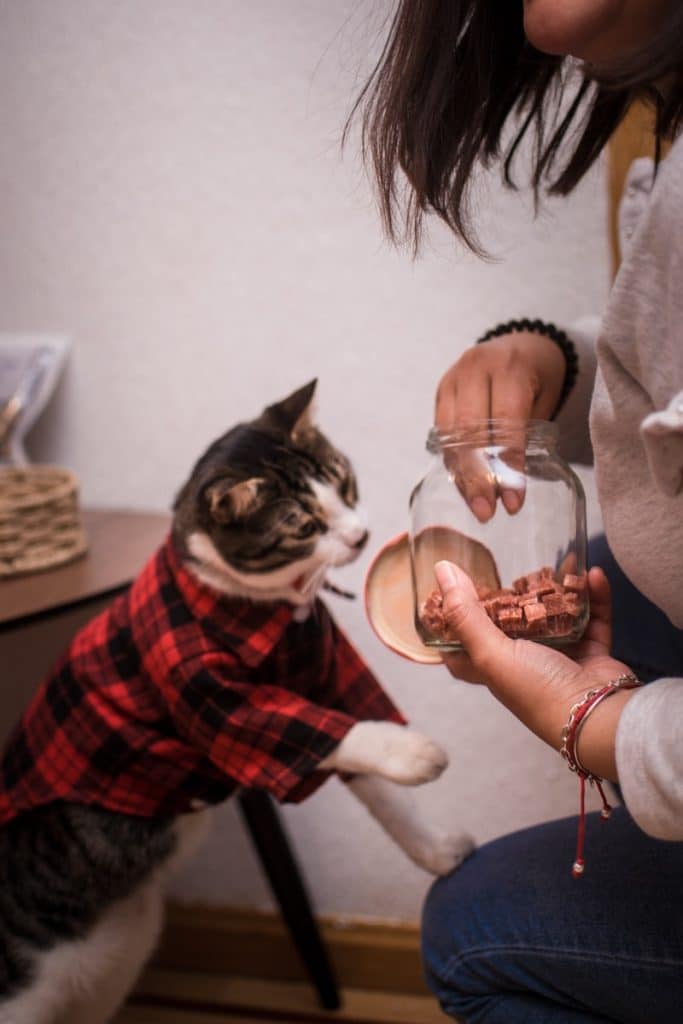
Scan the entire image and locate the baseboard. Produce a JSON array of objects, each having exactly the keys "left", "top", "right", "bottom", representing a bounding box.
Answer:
[
  {"left": 127, "top": 971, "right": 451, "bottom": 1023},
  {"left": 153, "top": 905, "right": 428, "bottom": 996}
]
